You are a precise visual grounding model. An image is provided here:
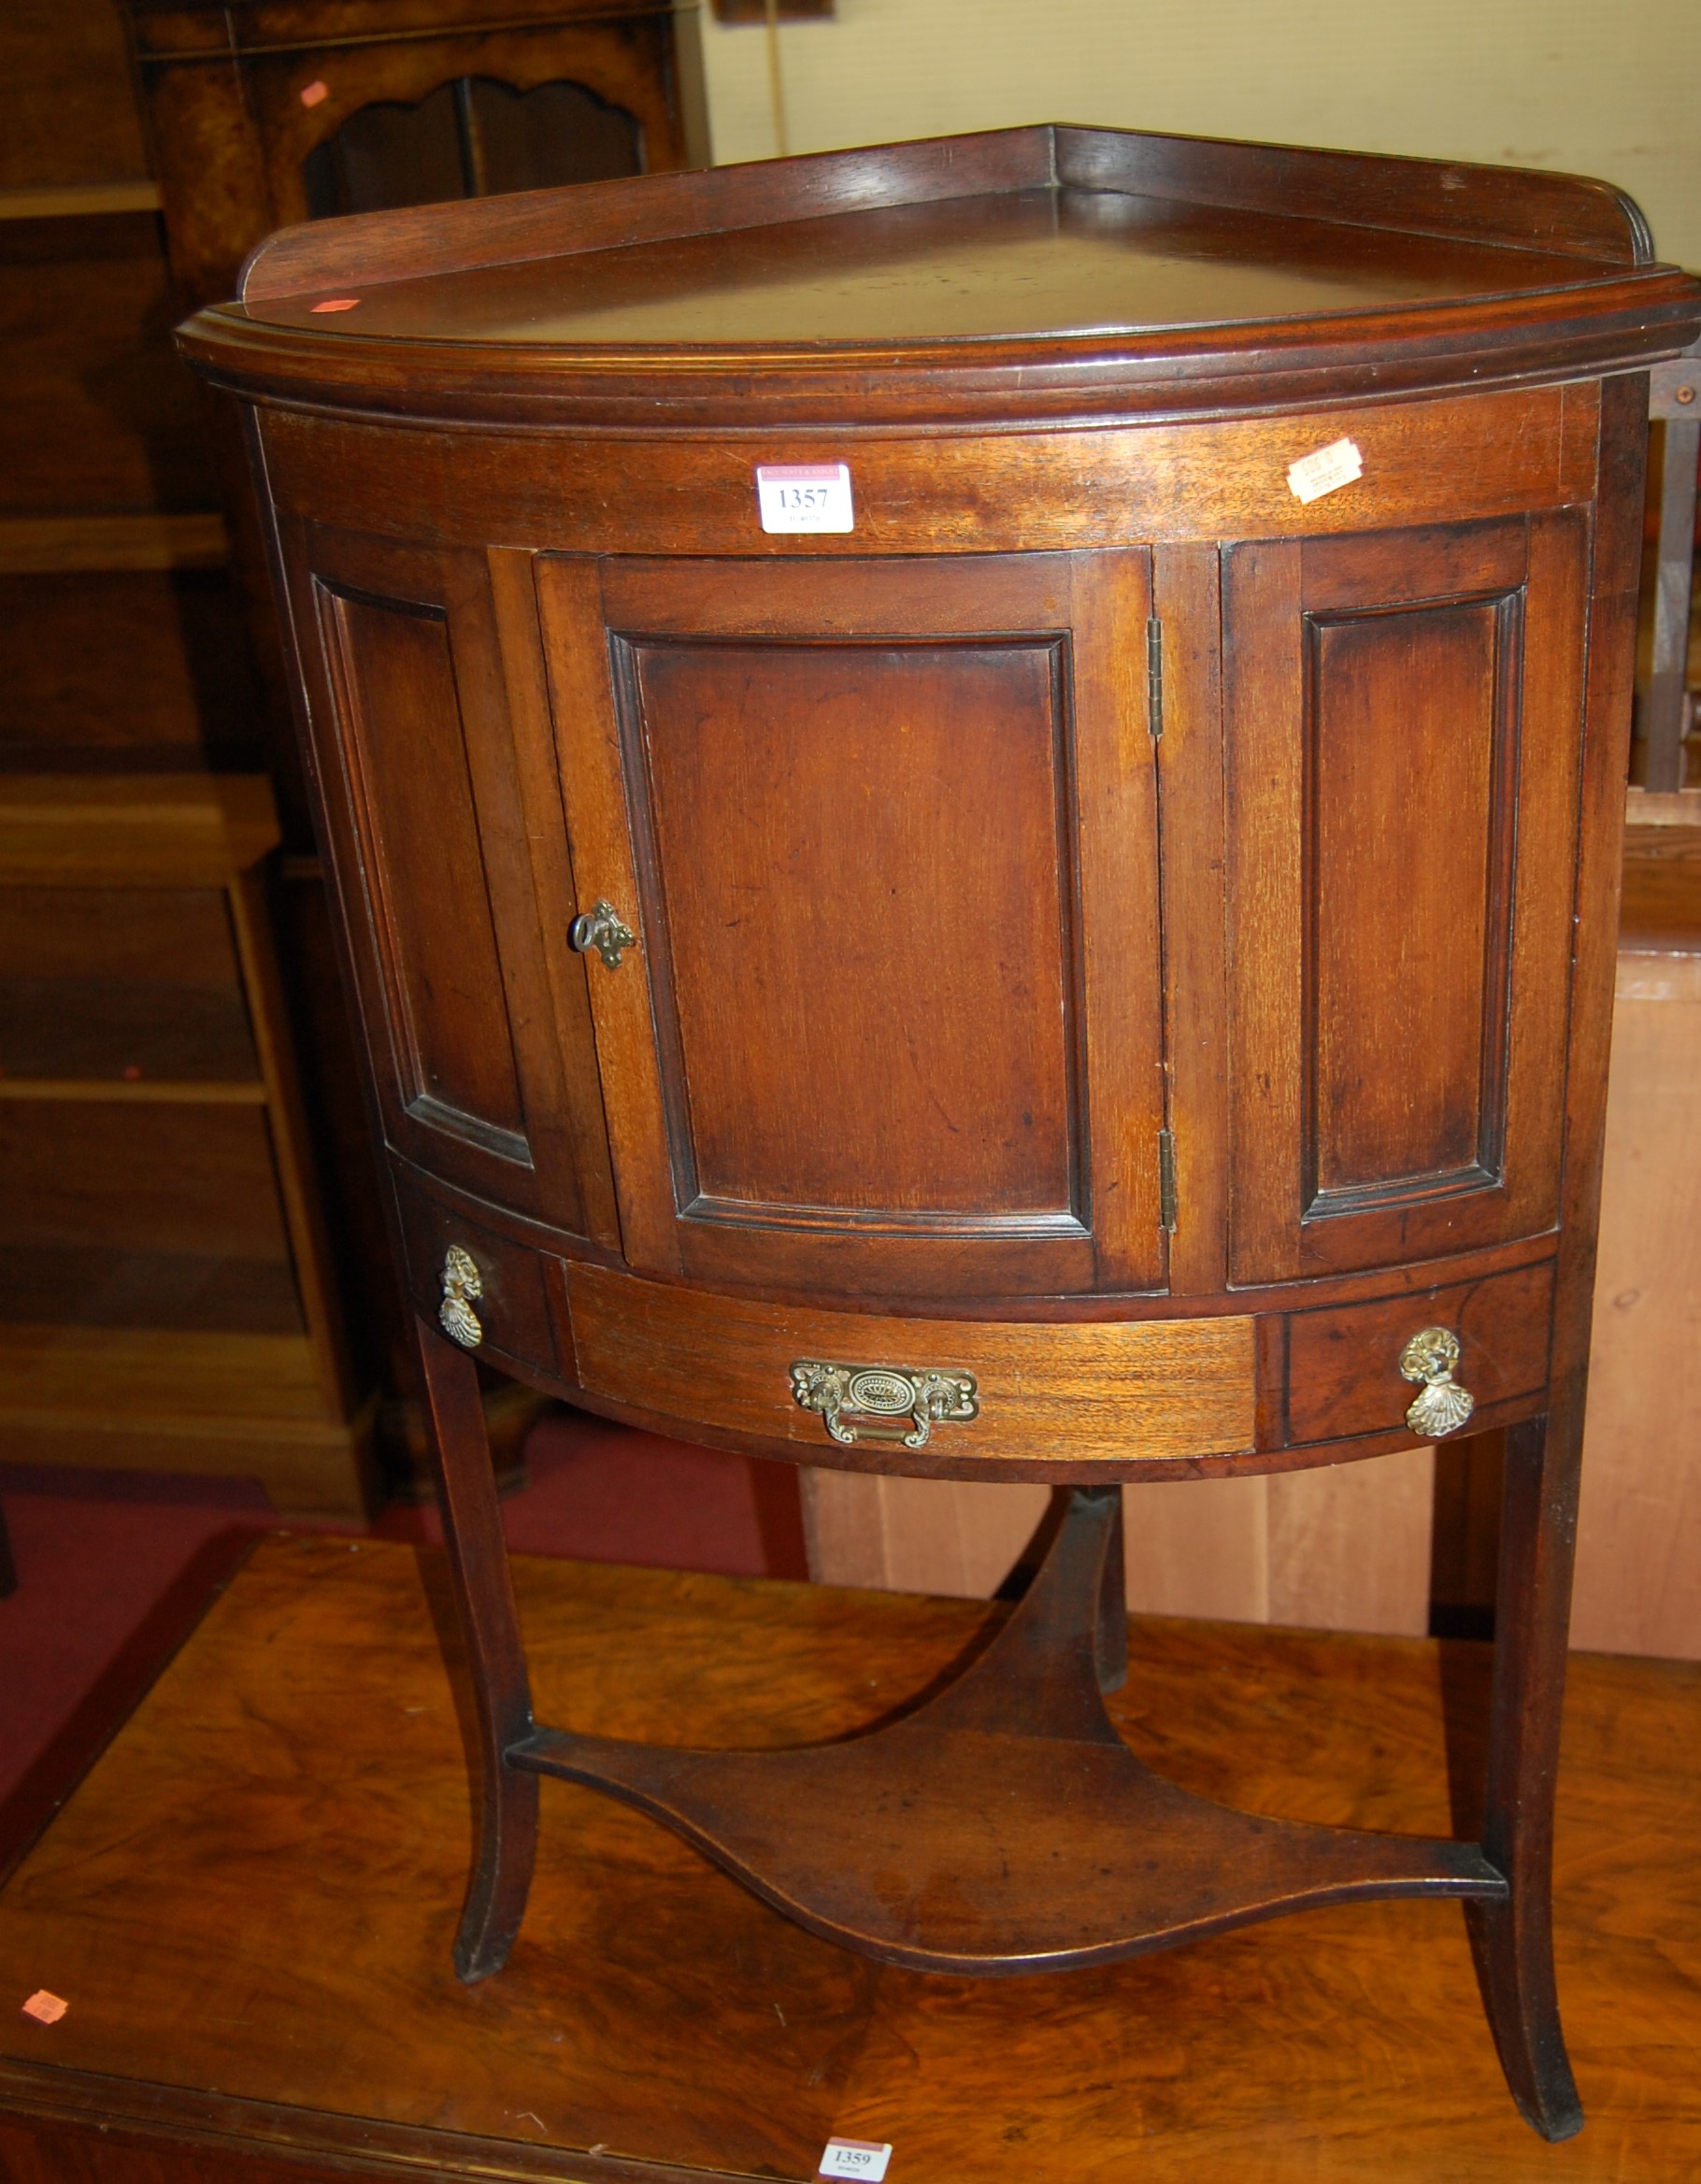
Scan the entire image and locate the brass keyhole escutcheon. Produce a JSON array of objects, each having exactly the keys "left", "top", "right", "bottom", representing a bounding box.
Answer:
[
  {"left": 439, "top": 1244, "right": 484, "bottom": 1350},
  {"left": 570, "top": 900, "right": 636, "bottom": 970},
  {"left": 1398, "top": 1326, "right": 1474, "bottom": 1439}
]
